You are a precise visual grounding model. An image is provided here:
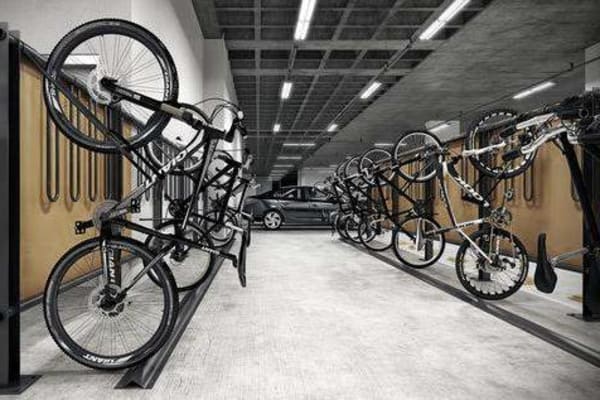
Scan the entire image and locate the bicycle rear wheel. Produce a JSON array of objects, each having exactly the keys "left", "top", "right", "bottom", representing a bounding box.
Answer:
[
  {"left": 44, "top": 19, "right": 179, "bottom": 153},
  {"left": 393, "top": 130, "right": 442, "bottom": 183},
  {"left": 145, "top": 219, "right": 215, "bottom": 291},
  {"left": 359, "top": 148, "right": 395, "bottom": 185},
  {"left": 465, "top": 109, "right": 536, "bottom": 178},
  {"left": 44, "top": 237, "right": 178, "bottom": 370}
]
